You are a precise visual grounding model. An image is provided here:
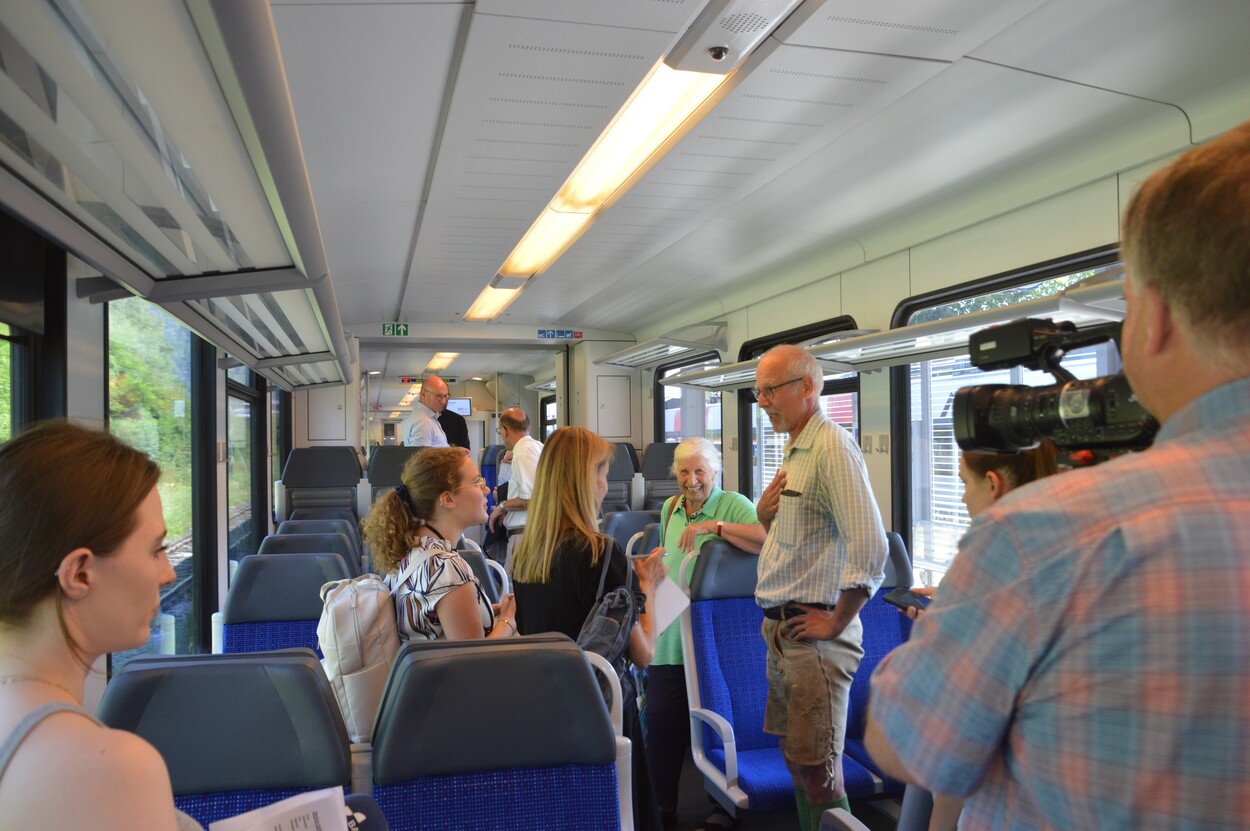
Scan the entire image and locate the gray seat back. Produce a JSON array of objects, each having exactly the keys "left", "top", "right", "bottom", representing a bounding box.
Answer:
[
  {"left": 97, "top": 649, "right": 350, "bottom": 795},
  {"left": 602, "top": 442, "right": 638, "bottom": 512},
  {"left": 281, "top": 446, "right": 363, "bottom": 519},
  {"left": 223, "top": 554, "right": 350, "bottom": 623},
  {"left": 601, "top": 510, "right": 660, "bottom": 555},
  {"left": 277, "top": 518, "right": 360, "bottom": 556},
  {"left": 260, "top": 531, "right": 360, "bottom": 577},
  {"left": 366, "top": 446, "right": 422, "bottom": 502},
  {"left": 641, "top": 442, "right": 680, "bottom": 510},
  {"left": 371, "top": 636, "right": 615, "bottom": 783}
]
